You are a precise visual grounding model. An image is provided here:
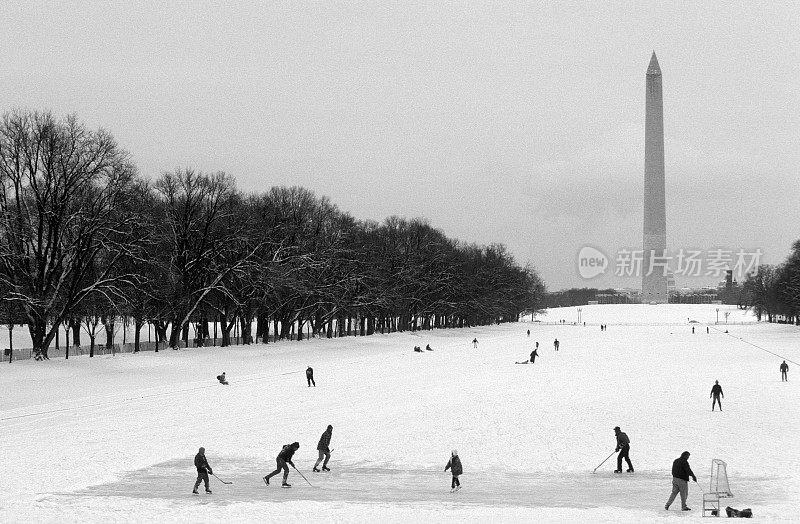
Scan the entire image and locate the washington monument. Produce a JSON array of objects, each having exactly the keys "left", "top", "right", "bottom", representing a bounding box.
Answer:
[{"left": 642, "top": 52, "right": 668, "bottom": 303}]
